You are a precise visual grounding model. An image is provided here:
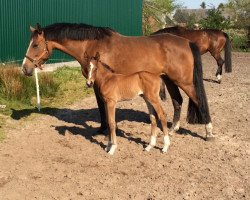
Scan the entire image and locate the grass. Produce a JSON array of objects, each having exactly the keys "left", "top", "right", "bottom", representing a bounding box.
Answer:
[{"left": 0, "top": 64, "right": 93, "bottom": 116}]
